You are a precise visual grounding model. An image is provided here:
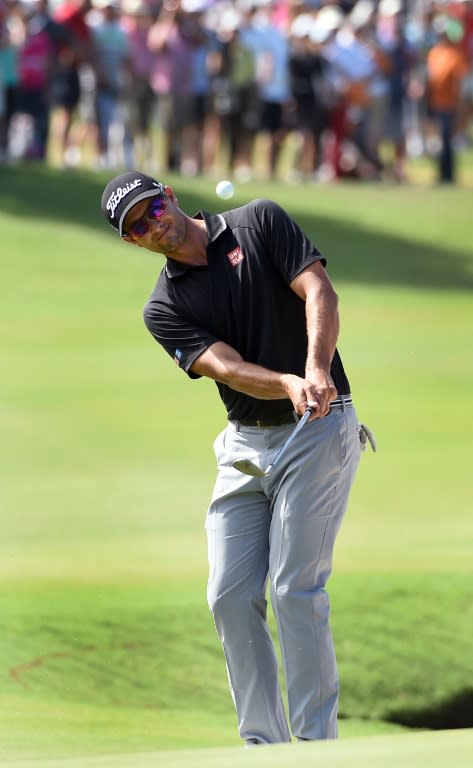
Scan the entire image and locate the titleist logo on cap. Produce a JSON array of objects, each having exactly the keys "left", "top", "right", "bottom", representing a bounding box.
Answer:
[{"left": 106, "top": 179, "right": 143, "bottom": 219}]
